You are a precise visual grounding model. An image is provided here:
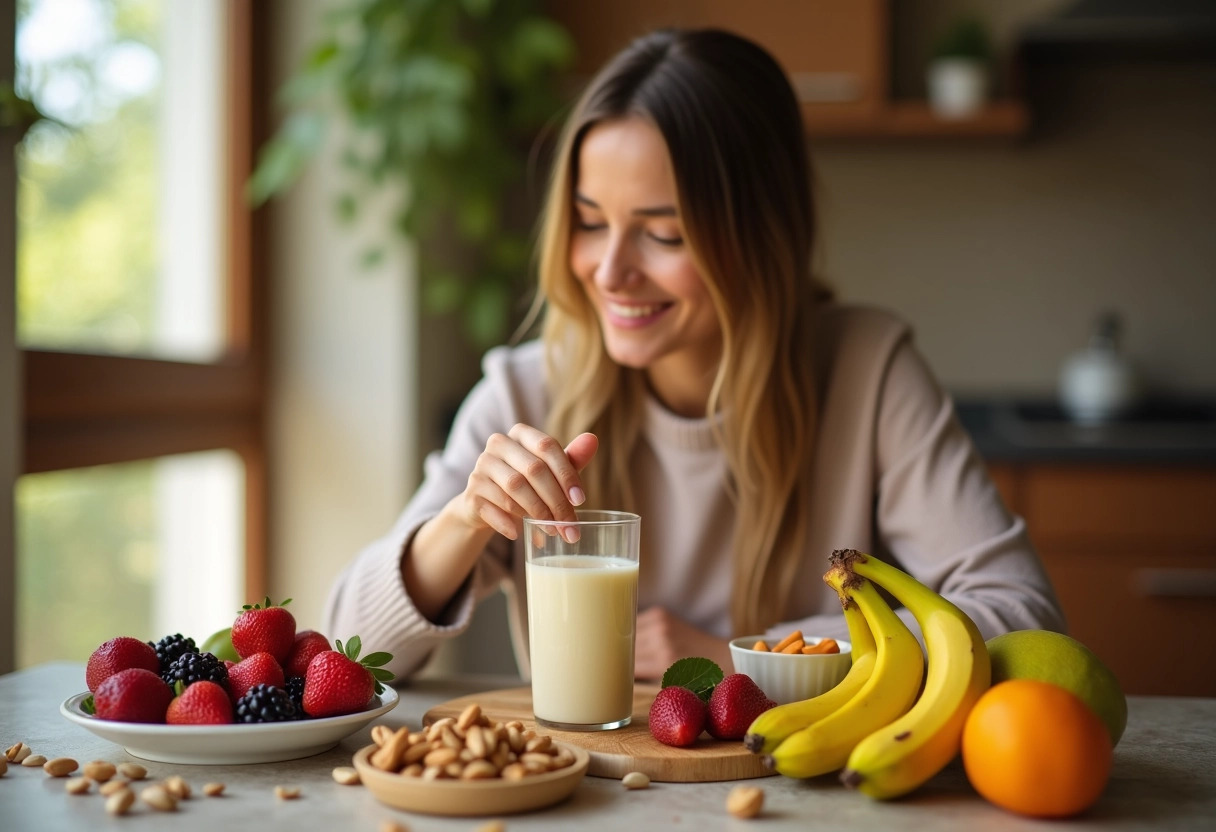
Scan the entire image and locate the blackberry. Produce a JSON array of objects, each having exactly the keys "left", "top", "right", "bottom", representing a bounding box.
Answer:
[
  {"left": 163, "top": 650, "right": 228, "bottom": 688},
  {"left": 285, "top": 676, "right": 306, "bottom": 712},
  {"left": 235, "top": 684, "right": 298, "bottom": 723},
  {"left": 148, "top": 633, "right": 197, "bottom": 675}
]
